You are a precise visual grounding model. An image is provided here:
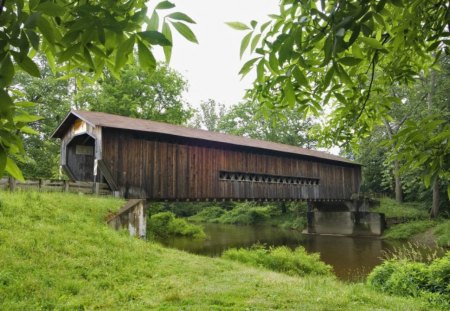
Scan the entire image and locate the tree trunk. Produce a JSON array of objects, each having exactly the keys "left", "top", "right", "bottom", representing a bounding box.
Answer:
[
  {"left": 430, "top": 179, "right": 440, "bottom": 219},
  {"left": 394, "top": 159, "right": 403, "bottom": 203}
]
